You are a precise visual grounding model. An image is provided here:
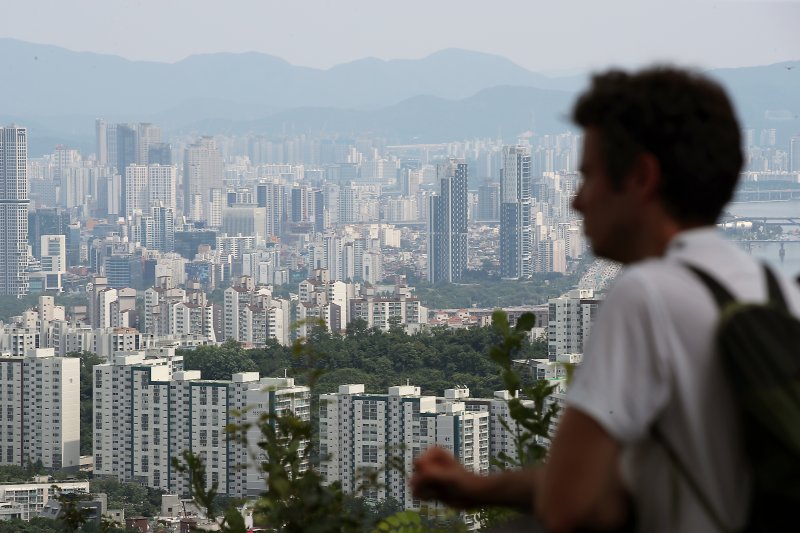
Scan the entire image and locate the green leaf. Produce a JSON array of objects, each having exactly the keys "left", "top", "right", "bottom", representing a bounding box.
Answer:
[
  {"left": 514, "top": 312, "right": 536, "bottom": 332},
  {"left": 222, "top": 505, "right": 247, "bottom": 533}
]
